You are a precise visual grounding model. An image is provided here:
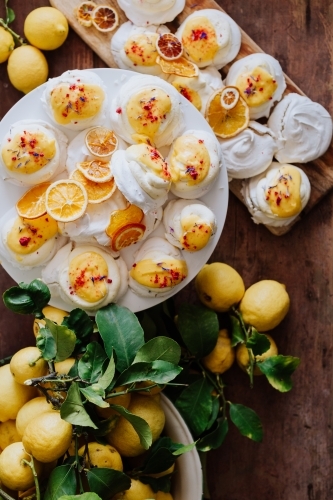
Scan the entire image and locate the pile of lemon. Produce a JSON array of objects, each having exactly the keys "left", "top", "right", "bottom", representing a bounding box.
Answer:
[
  {"left": 0, "top": 7, "right": 68, "bottom": 94},
  {"left": 195, "top": 262, "right": 290, "bottom": 375}
]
